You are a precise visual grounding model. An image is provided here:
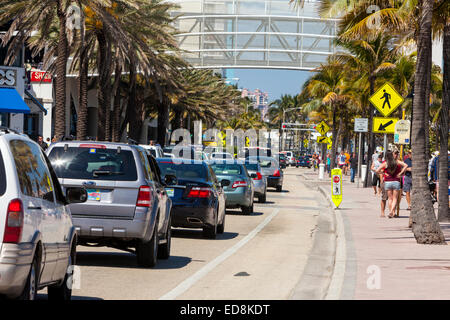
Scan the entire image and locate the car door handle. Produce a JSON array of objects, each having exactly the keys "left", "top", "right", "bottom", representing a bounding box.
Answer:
[{"left": 28, "top": 206, "right": 42, "bottom": 210}]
